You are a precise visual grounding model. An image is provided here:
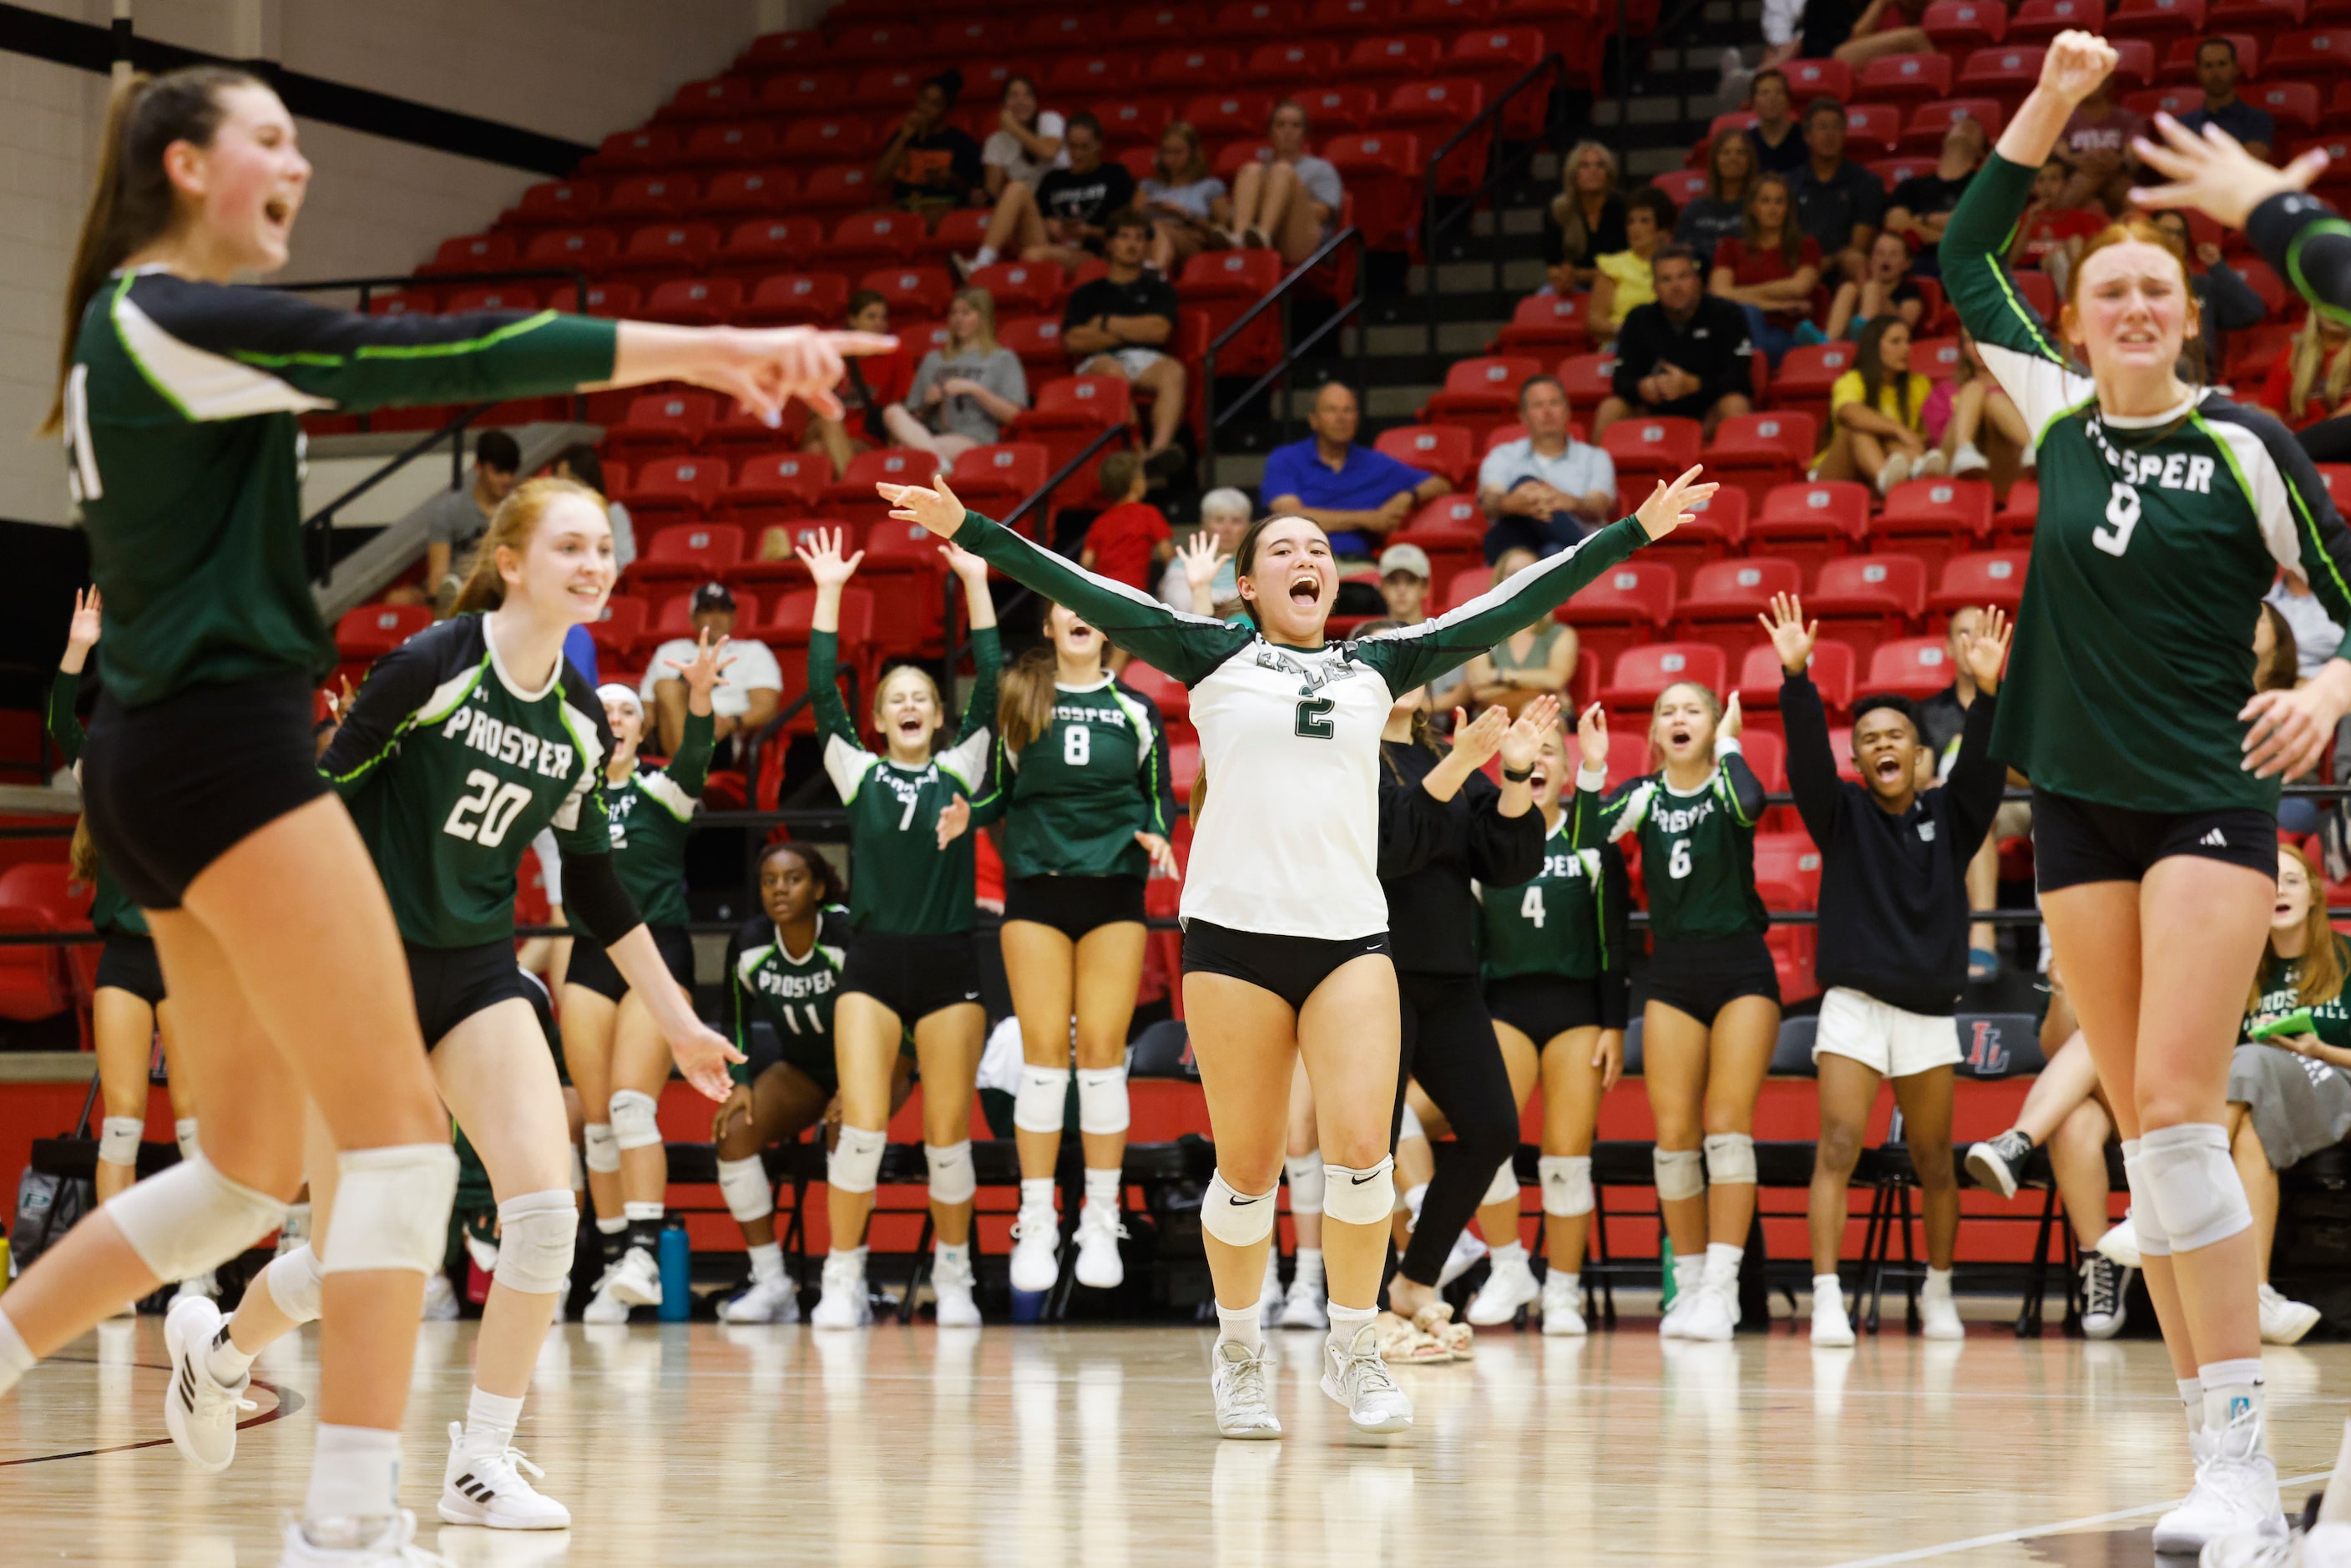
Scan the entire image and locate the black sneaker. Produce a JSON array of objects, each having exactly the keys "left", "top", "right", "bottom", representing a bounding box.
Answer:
[
  {"left": 2080, "top": 1253, "right": 2130, "bottom": 1339},
  {"left": 1964, "top": 1129, "right": 2034, "bottom": 1200}
]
